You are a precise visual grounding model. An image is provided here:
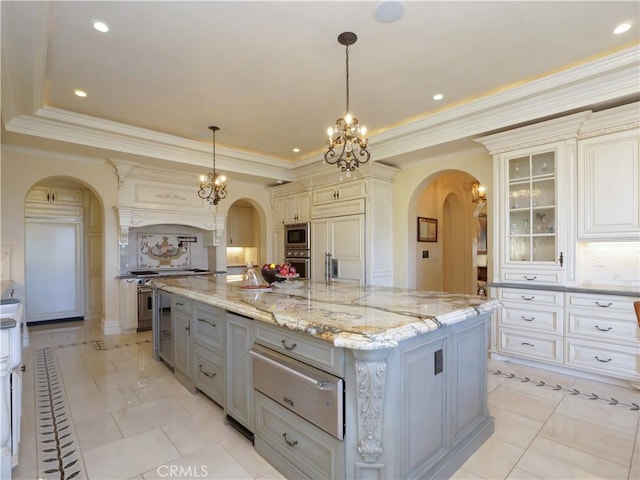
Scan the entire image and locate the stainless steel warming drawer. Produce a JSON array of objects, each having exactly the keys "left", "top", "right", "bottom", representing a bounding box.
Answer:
[{"left": 250, "top": 343, "right": 345, "bottom": 440}]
